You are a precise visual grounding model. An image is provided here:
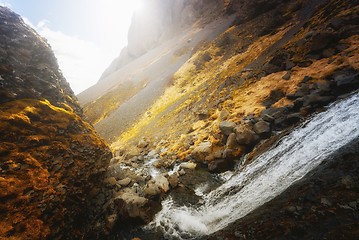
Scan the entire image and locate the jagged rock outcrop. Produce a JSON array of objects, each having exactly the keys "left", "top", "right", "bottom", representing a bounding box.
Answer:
[{"left": 0, "top": 7, "right": 112, "bottom": 239}]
